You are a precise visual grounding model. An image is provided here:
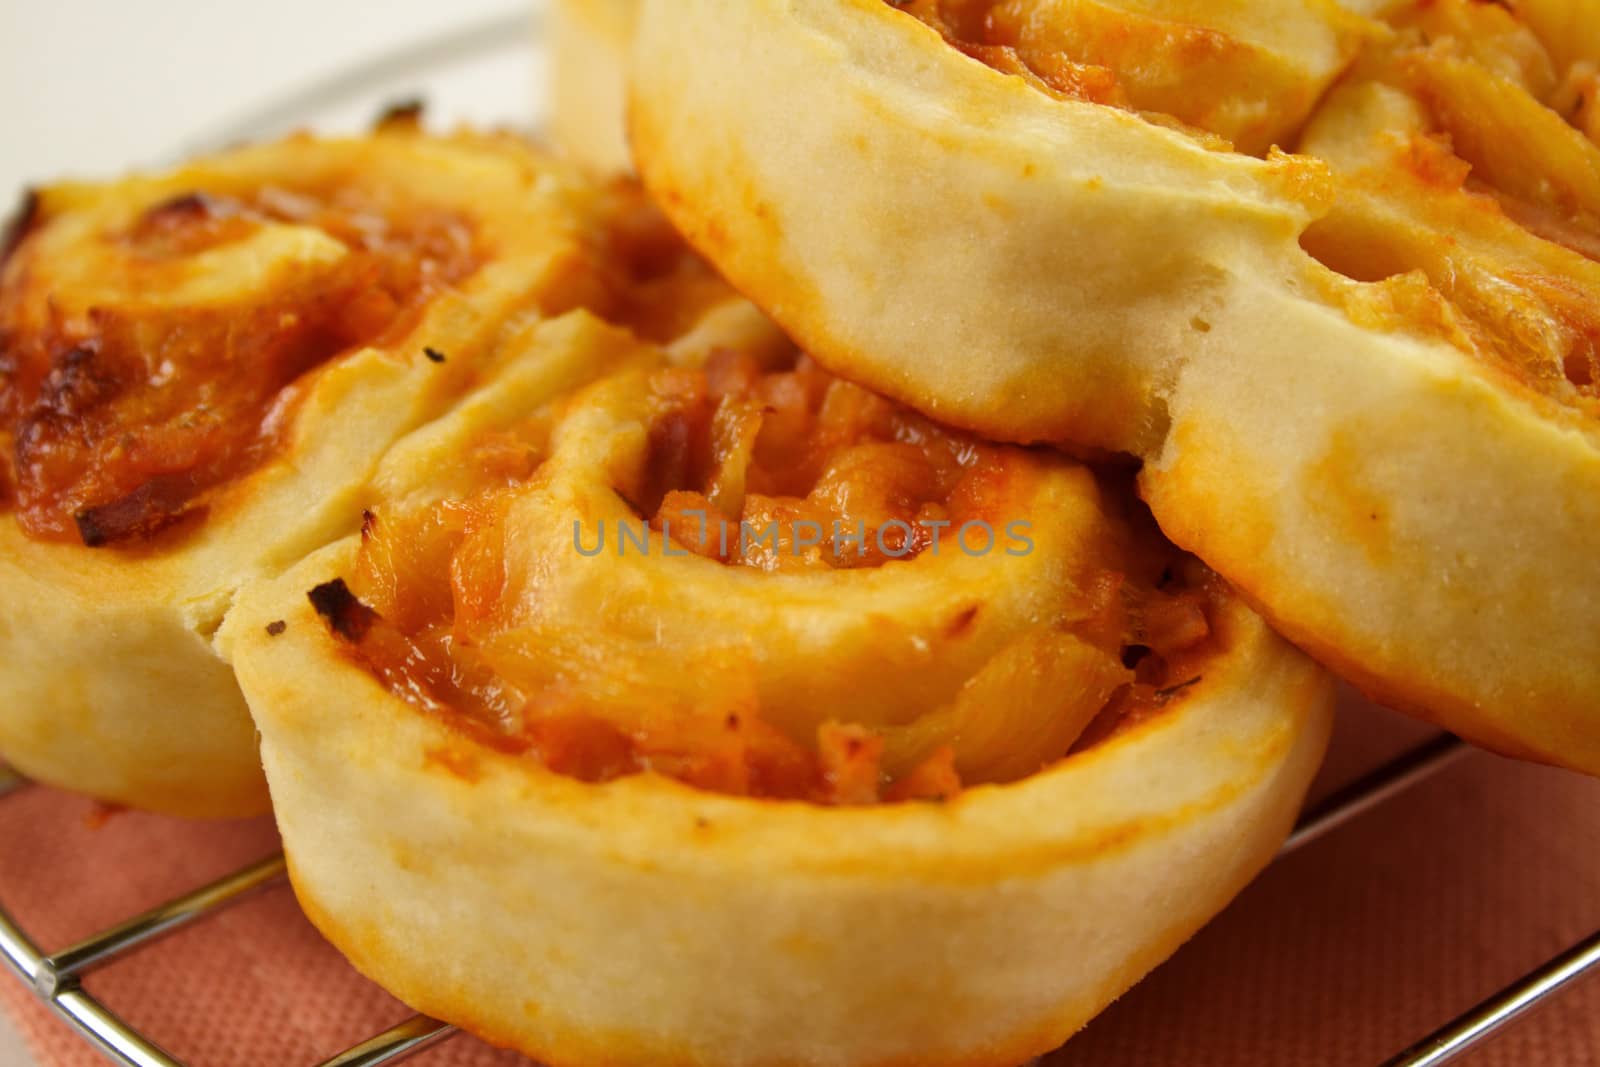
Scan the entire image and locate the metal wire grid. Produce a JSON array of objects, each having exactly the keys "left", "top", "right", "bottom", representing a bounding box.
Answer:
[
  {"left": 1, "top": 733, "right": 1596, "bottom": 1067},
  {"left": 1, "top": 8, "right": 1597, "bottom": 1067}
]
